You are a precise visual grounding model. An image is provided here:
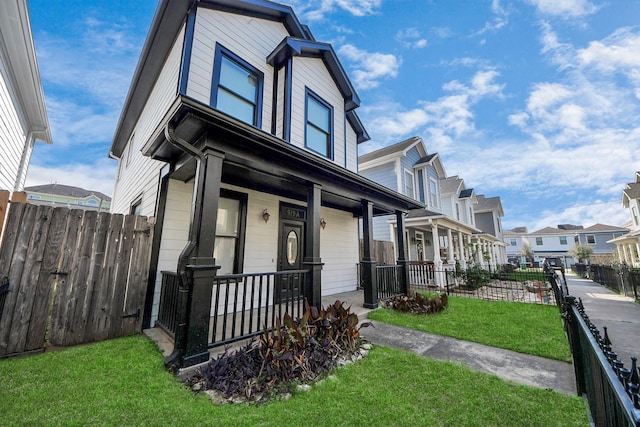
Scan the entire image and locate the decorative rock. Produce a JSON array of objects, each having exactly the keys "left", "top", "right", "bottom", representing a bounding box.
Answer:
[{"left": 296, "top": 384, "right": 312, "bottom": 392}]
